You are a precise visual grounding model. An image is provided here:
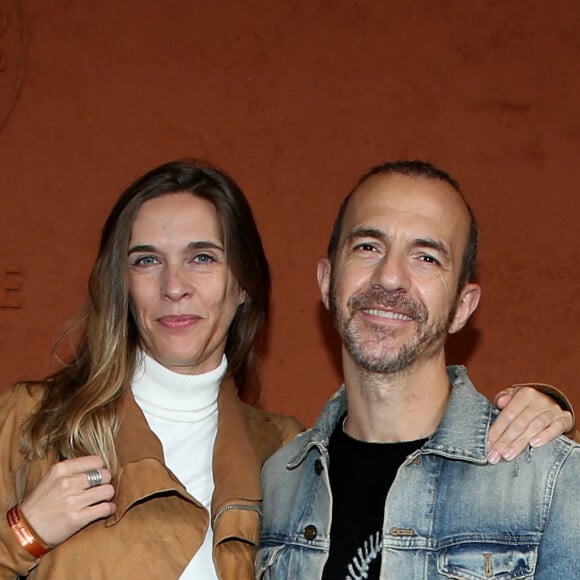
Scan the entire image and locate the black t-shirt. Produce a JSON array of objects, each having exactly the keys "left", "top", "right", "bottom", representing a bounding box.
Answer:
[{"left": 321, "top": 414, "right": 426, "bottom": 580}]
